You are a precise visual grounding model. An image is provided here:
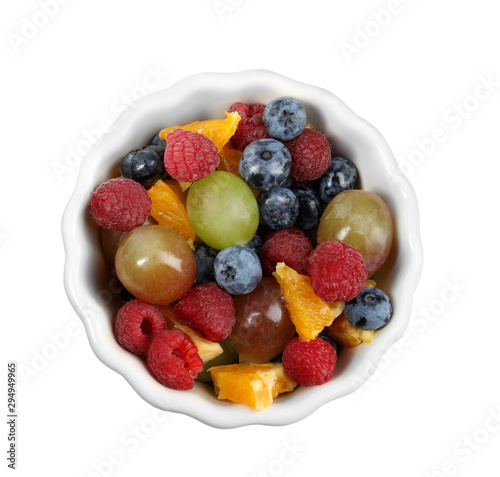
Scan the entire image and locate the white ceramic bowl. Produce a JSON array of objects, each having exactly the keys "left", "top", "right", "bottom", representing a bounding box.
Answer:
[{"left": 62, "top": 70, "right": 423, "bottom": 428}]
